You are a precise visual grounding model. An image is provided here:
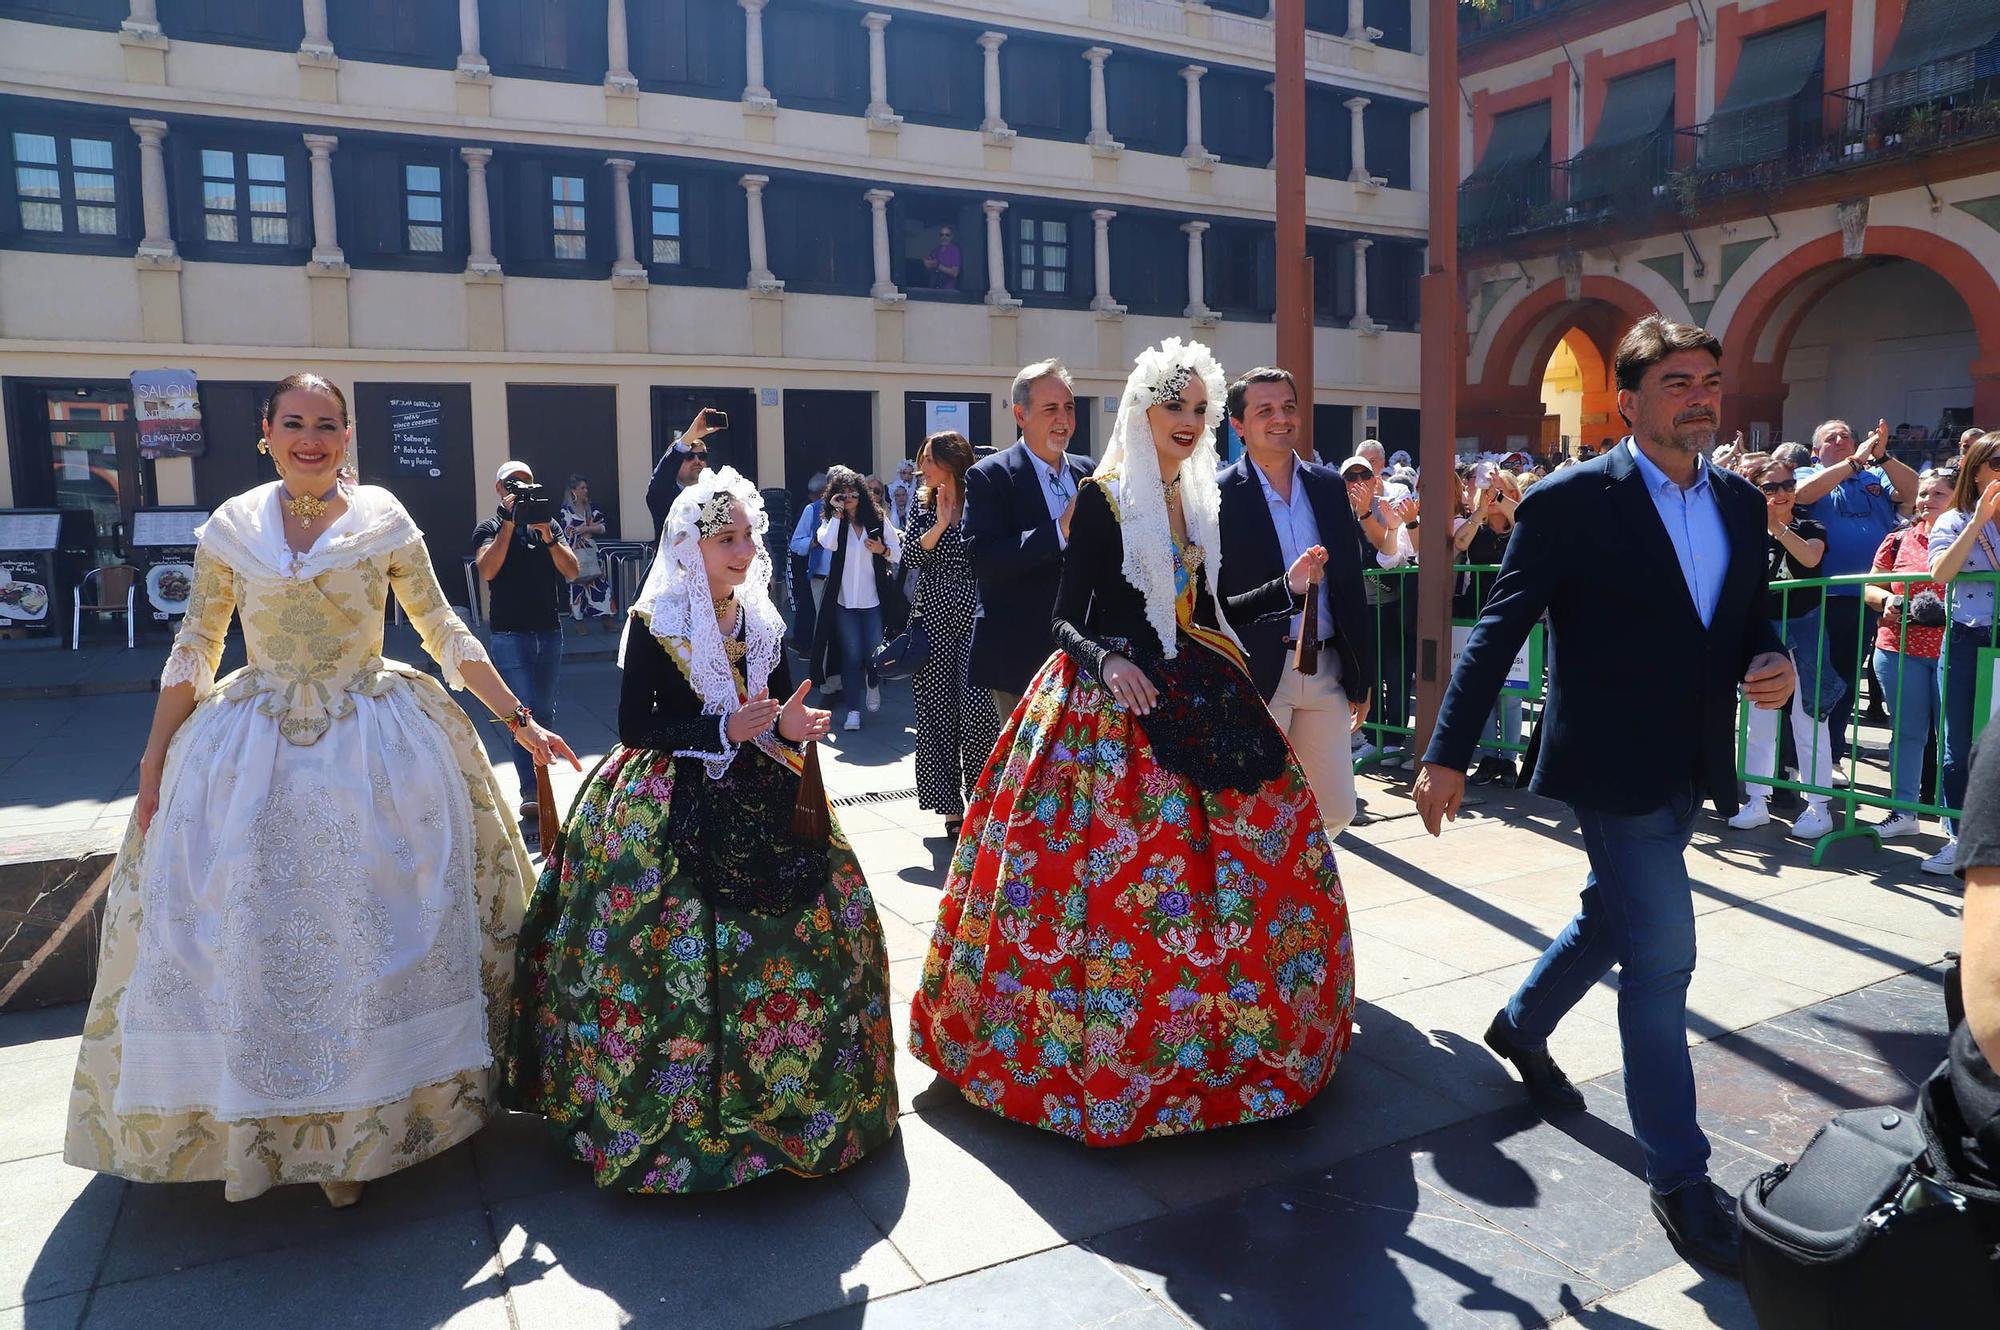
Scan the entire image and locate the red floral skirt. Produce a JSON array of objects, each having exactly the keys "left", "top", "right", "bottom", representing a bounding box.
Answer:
[{"left": 907, "top": 648, "right": 1355, "bottom": 1145}]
